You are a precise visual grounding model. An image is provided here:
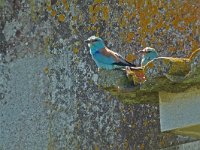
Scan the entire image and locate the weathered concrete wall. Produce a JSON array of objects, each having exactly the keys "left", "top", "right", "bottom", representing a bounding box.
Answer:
[
  {"left": 161, "top": 140, "right": 200, "bottom": 150},
  {"left": 0, "top": 0, "right": 199, "bottom": 149},
  {"left": 160, "top": 88, "right": 200, "bottom": 131}
]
